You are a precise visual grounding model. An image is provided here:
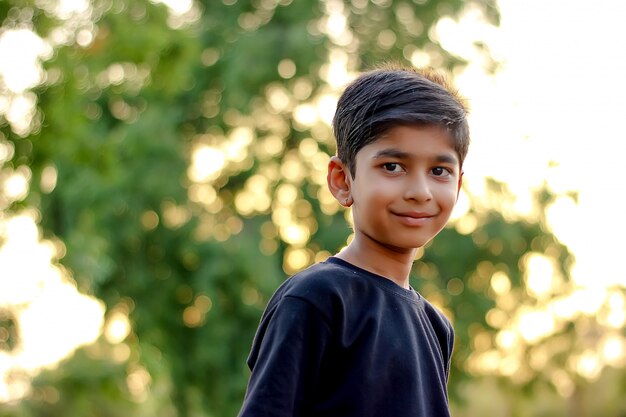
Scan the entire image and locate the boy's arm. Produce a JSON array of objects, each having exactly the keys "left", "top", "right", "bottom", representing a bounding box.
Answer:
[{"left": 239, "top": 295, "right": 331, "bottom": 417}]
